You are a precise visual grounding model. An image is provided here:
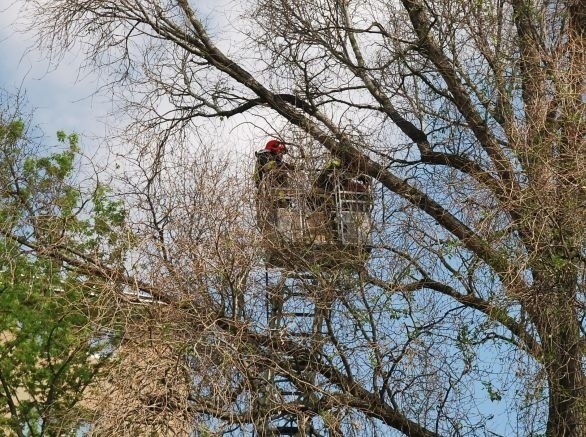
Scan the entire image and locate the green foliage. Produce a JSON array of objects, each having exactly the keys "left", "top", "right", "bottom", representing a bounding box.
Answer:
[
  {"left": 456, "top": 324, "right": 476, "bottom": 370},
  {"left": 23, "top": 134, "right": 79, "bottom": 191},
  {"left": 482, "top": 381, "right": 503, "bottom": 402},
  {"left": 0, "top": 121, "right": 124, "bottom": 435},
  {"left": 0, "top": 120, "right": 25, "bottom": 145},
  {"left": 0, "top": 241, "right": 106, "bottom": 436}
]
